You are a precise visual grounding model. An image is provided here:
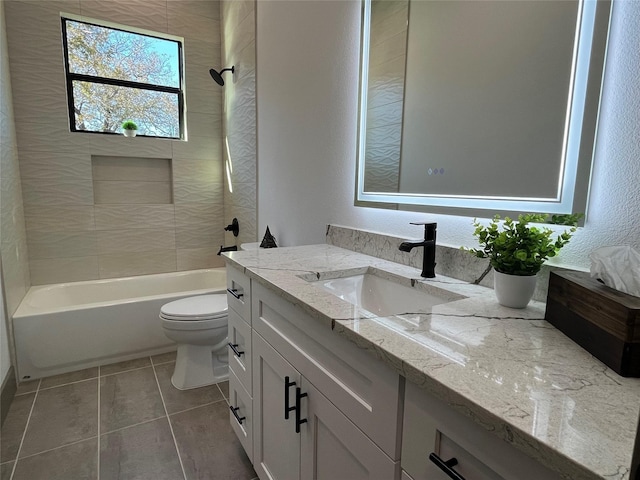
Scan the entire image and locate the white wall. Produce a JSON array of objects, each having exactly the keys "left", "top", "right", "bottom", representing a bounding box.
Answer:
[{"left": 257, "top": 0, "right": 640, "bottom": 271}]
